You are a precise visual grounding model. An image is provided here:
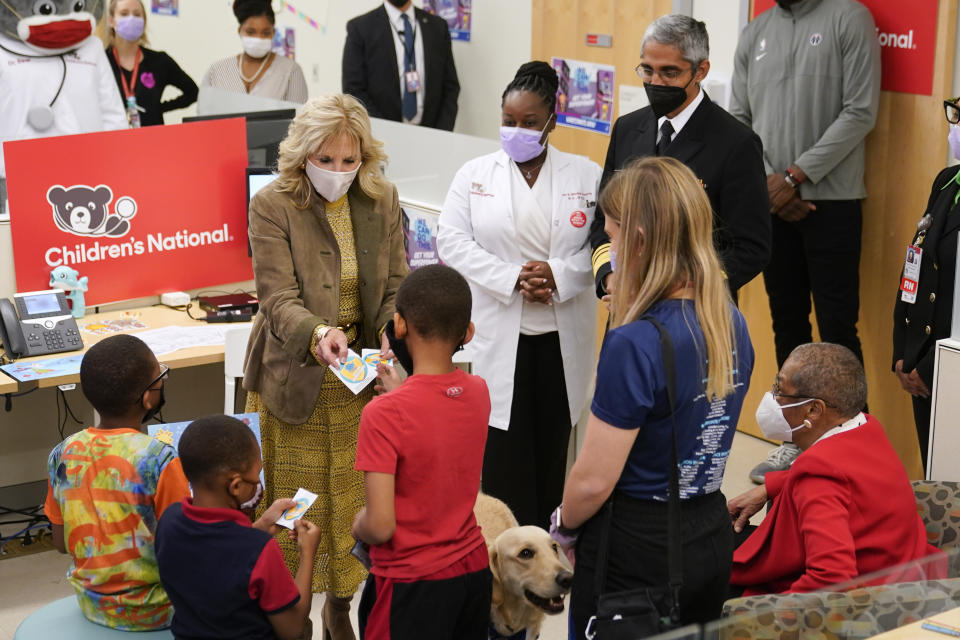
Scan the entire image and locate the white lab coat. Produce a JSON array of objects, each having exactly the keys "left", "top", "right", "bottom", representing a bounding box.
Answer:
[
  {"left": 438, "top": 146, "right": 601, "bottom": 430},
  {"left": 0, "top": 34, "right": 127, "bottom": 179}
]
